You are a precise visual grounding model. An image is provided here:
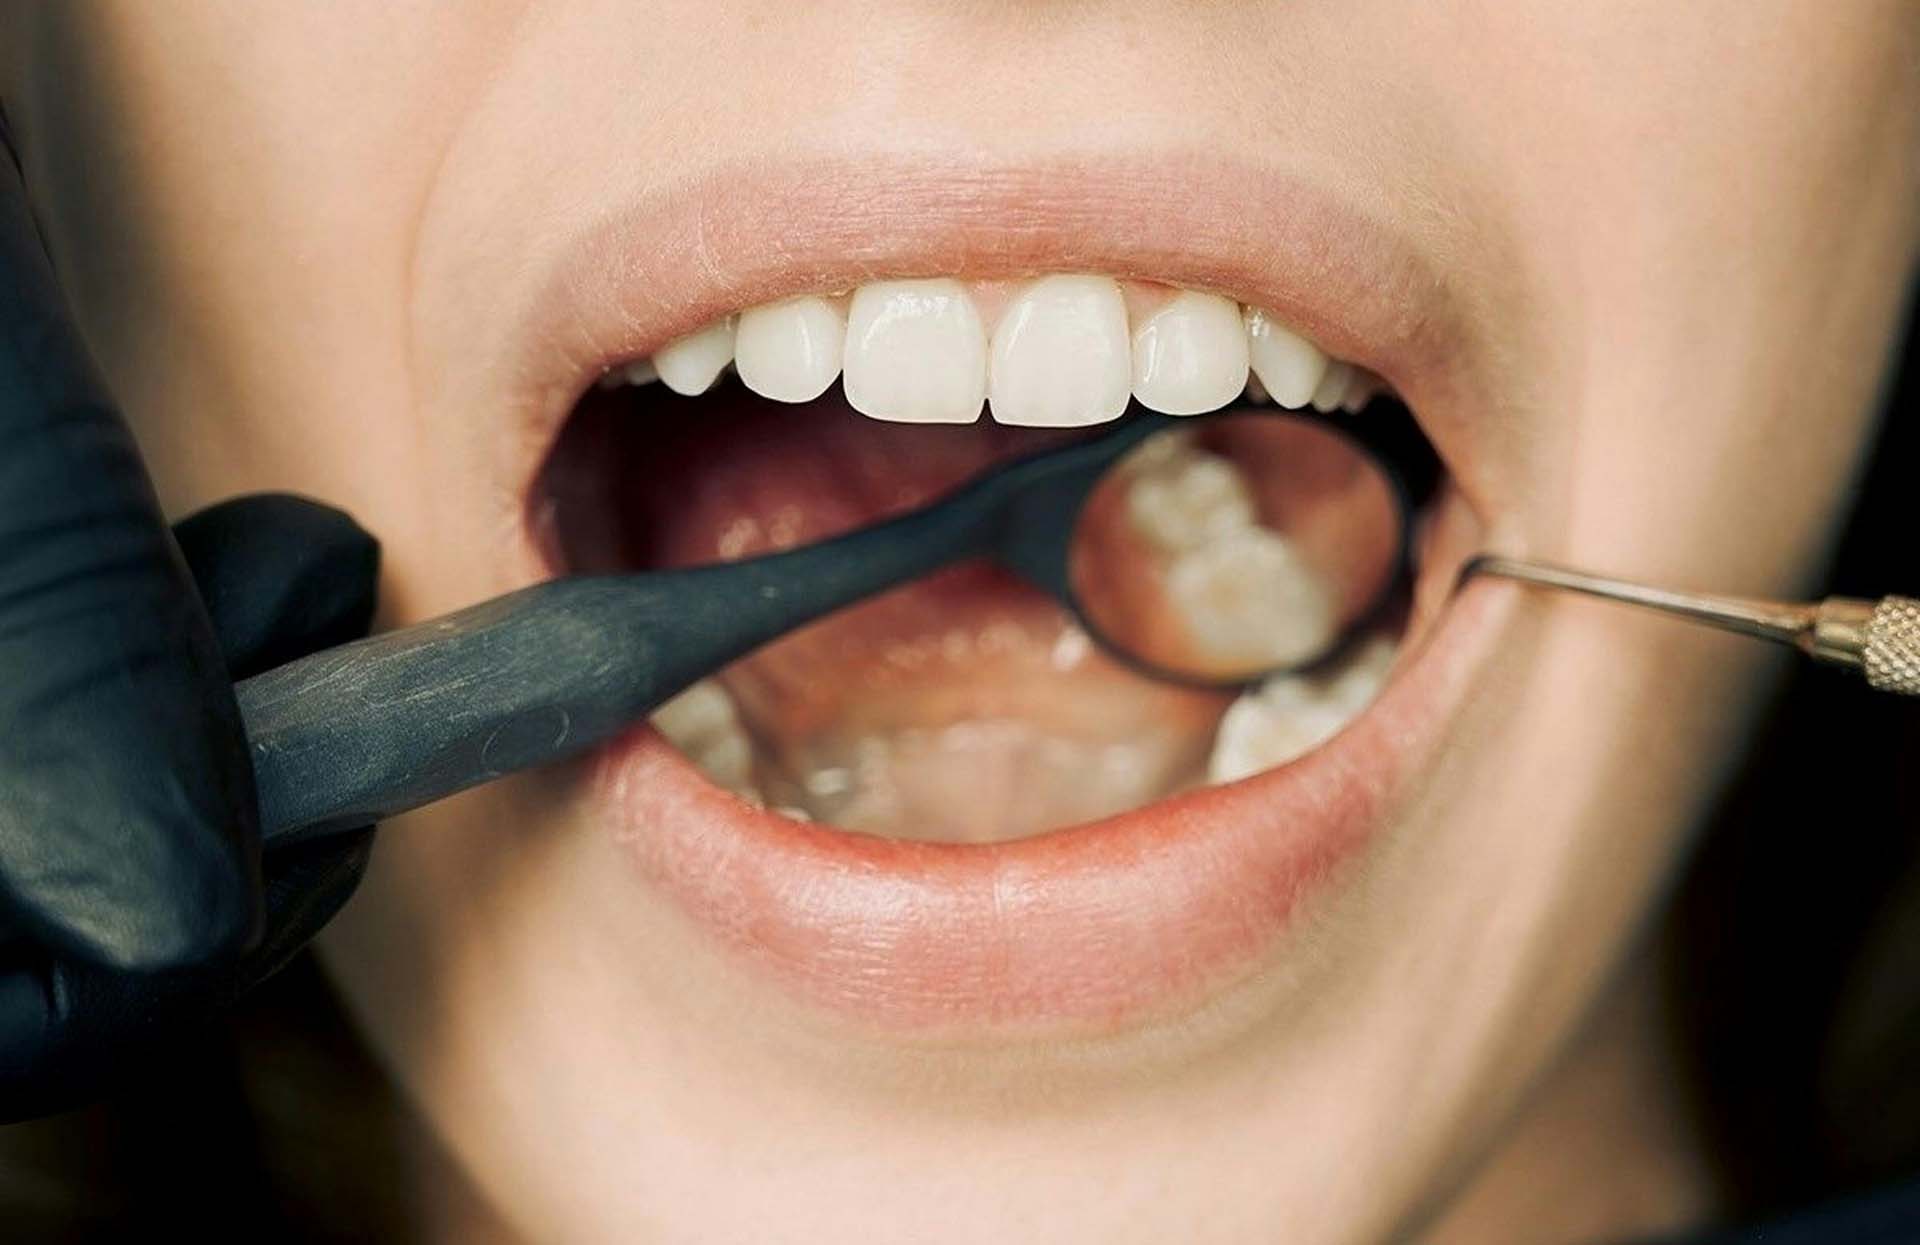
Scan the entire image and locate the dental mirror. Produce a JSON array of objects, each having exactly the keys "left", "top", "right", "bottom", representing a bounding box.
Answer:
[{"left": 1057, "top": 413, "right": 1407, "bottom": 686}]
